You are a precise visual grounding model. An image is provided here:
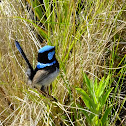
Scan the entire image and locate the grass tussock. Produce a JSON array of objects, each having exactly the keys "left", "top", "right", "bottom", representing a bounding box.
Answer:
[{"left": 0, "top": 0, "right": 126, "bottom": 125}]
